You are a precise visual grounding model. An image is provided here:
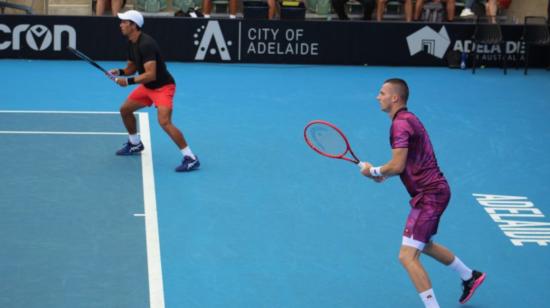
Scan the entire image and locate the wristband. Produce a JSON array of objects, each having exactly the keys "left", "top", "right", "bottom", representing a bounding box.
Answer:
[
  {"left": 369, "top": 166, "right": 382, "bottom": 177},
  {"left": 127, "top": 77, "right": 136, "bottom": 85},
  {"left": 118, "top": 69, "right": 125, "bottom": 76}
]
